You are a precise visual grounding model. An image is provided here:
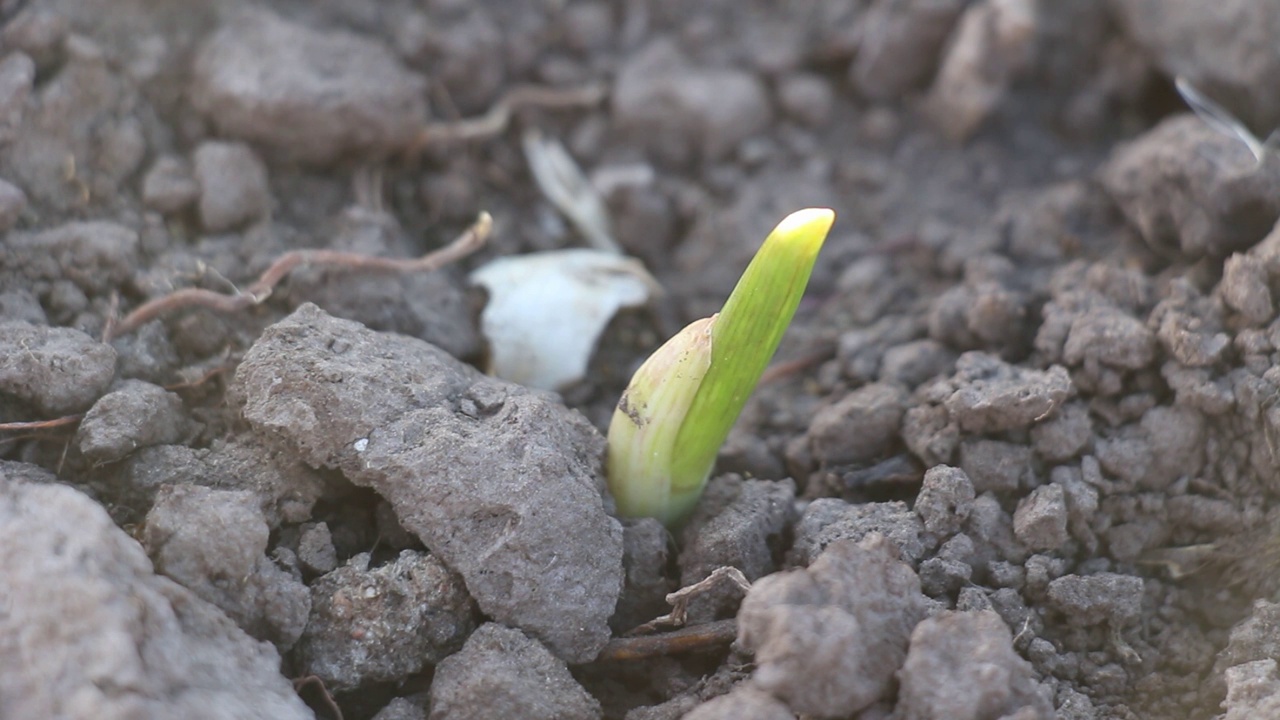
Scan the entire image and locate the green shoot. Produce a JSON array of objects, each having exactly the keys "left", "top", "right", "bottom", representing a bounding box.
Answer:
[{"left": 606, "top": 208, "right": 835, "bottom": 526}]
